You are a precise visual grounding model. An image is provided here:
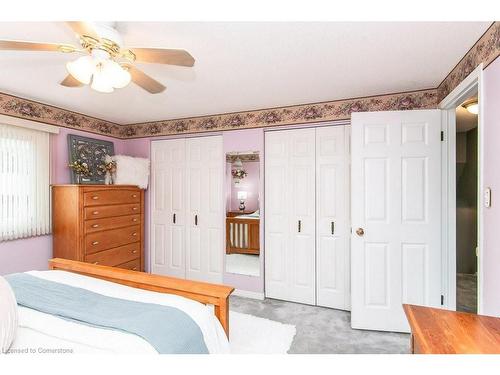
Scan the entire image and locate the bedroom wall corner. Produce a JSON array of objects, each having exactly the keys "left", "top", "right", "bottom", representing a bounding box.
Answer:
[{"left": 482, "top": 56, "right": 500, "bottom": 317}]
